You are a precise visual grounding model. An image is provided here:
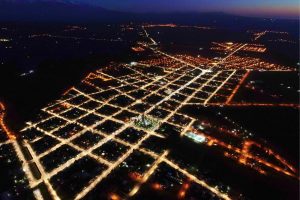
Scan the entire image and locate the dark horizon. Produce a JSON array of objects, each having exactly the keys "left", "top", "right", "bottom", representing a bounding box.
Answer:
[{"left": 1, "top": 0, "right": 299, "bottom": 20}]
